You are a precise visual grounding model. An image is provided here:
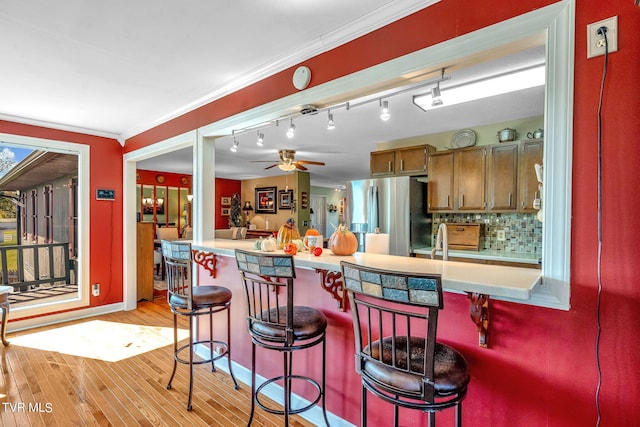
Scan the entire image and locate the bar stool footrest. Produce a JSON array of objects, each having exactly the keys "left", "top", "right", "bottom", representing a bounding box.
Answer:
[
  {"left": 174, "top": 339, "right": 229, "bottom": 365},
  {"left": 255, "top": 374, "right": 322, "bottom": 416}
]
